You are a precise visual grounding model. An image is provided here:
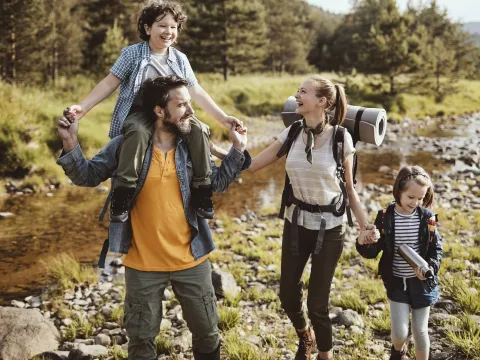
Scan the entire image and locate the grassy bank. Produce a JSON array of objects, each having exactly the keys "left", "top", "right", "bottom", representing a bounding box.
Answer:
[{"left": 1, "top": 74, "right": 480, "bottom": 191}]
